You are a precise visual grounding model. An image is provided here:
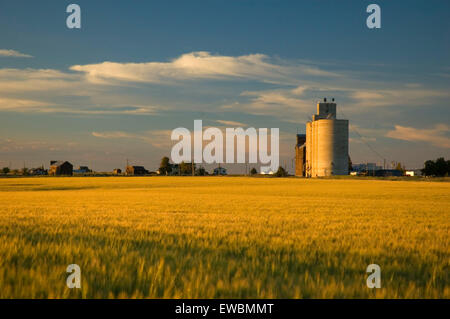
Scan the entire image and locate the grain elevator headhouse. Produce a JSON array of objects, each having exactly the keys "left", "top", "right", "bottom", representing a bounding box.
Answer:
[{"left": 295, "top": 98, "right": 349, "bottom": 177}]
